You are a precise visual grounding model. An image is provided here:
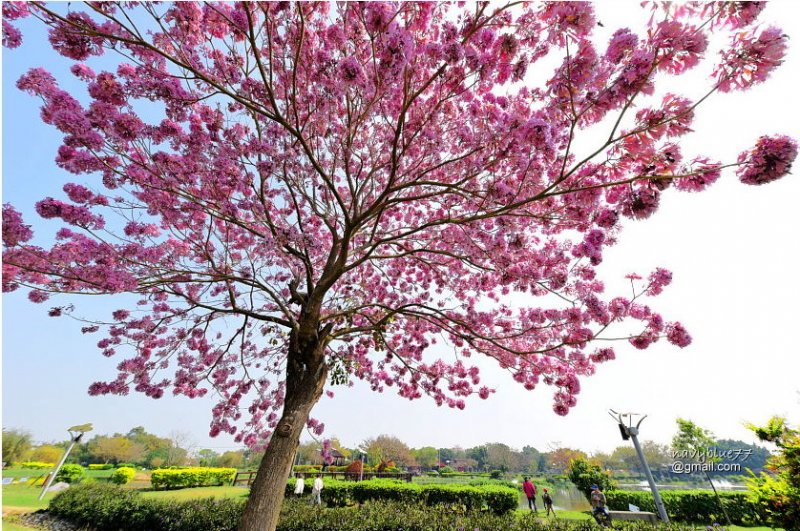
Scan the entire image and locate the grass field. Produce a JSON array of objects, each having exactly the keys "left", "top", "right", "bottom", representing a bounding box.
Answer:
[
  {"left": 1, "top": 483, "right": 55, "bottom": 511},
  {"left": 1, "top": 517, "right": 37, "bottom": 531}
]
